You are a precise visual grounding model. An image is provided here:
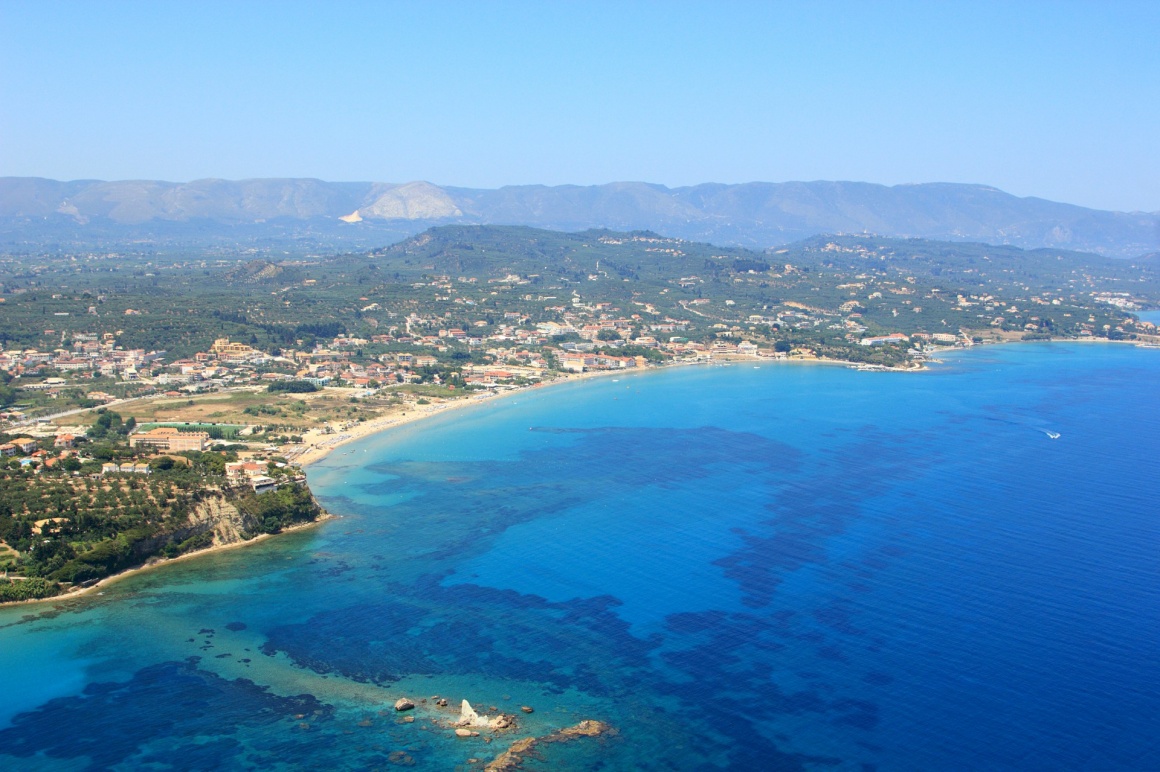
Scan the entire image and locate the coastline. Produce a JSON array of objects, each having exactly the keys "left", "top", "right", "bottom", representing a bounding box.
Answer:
[
  {"left": 289, "top": 365, "right": 661, "bottom": 469},
  {"left": 290, "top": 354, "right": 924, "bottom": 470},
  {"left": 291, "top": 335, "right": 1160, "bottom": 470},
  {"left": 10, "top": 337, "right": 1147, "bottom": 612},
  {"left": 290, "top": 354, "right": 858, "bottom": 468},
  {"left": 0, "top": 512, "right": 337, "bottom": 611}
]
